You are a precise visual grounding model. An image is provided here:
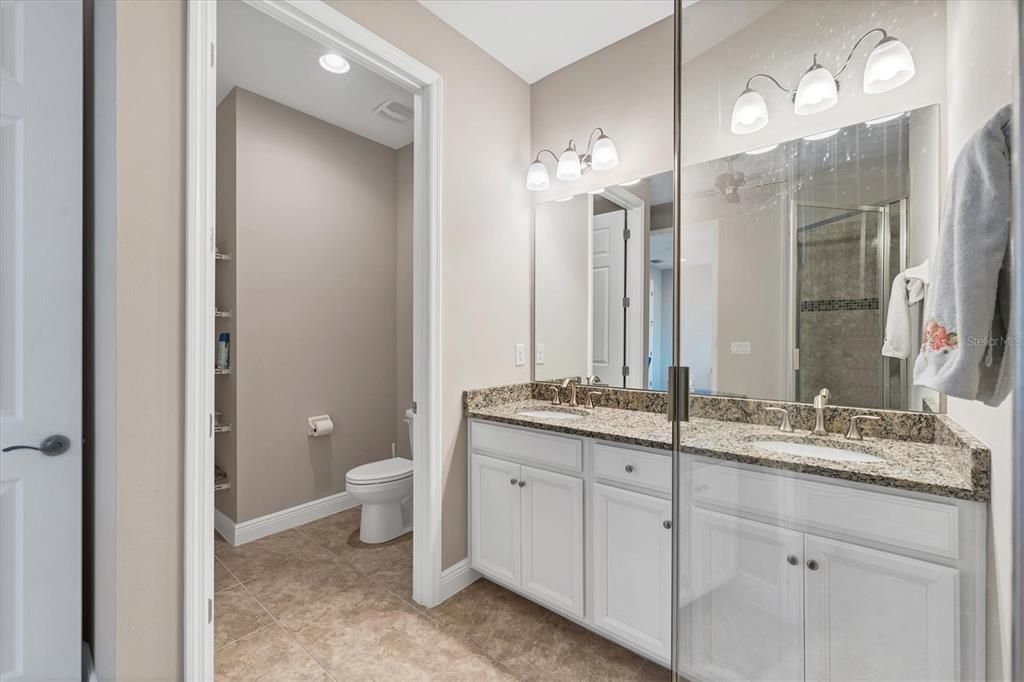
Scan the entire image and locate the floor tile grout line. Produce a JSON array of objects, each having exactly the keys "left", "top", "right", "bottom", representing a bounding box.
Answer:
[
  {"left": 213, "top": 620, "right": 278, "bottom": 653},
  {"left": 231, "top": 570, "right": 340, "bottom": 682},
  {"left": 214, "top": 555, "right": 243, "bottom": 592}
]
